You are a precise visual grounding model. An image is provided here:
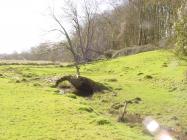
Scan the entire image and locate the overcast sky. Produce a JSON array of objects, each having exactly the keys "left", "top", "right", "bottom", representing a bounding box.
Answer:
[
  {"left": 0, "top": 0, "right": 65, "bottom": 54},
  {"left": 0, "top": 0, "right": 116, "bottom": 54}
]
